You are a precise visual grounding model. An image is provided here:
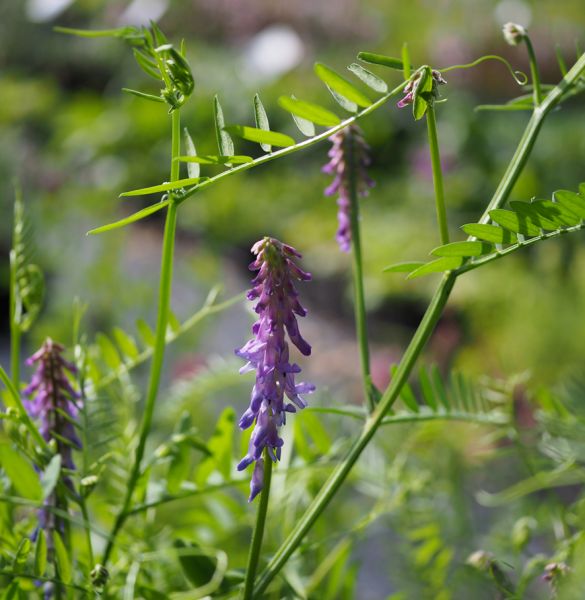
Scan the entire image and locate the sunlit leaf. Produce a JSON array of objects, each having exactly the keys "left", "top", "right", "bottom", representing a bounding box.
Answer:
[
  {"left": 183, "top": 127, "right": 199, "bottom": 178},
  {"left": 213, "top": 95, "right": 234, "bottom": 156},
  {"left": 347, "top": 63, "right": 388, "bottom": 93},
  {"left": 315, "top": 62, "right": 372, "bottom": 108},
  {"left": 223, "top": 125, "right": 295, "bottom": 148},
  {"left": 461, "top": 223, "right": 518, "bottom": 244},
  {"left": 489, "top": 209, "right": 541, "bottom": 236},
  {"left": 383, "top": 261, "right": 425, "bottom": 273},
  {"left": 278, "top": 96, "right": 341, "bottom": 127},
  {"left": 357, "top": 51, "right": 403, "bottom": 70},
  {"left": 177, "top": 155, "right": 253, "bottom": 165},
  {"left": 87, "top": 199, "right": 171, "bottom": 235},
  {"left": 53, "top": 531, "right": 72, "bottom": 584},
  {"left": 120, "top": 177, "right": 204, "bottom": 197},
  {"left": 0, "top": 444, "right": 42, "bottom": 500},
  {"left": 40, "top": 454, "right": 62, "bottom": 500},
  {"left": 407, "top": 257, "right": 463, "bottom": 279},
  {"left": 253, "top": 93, "right": 271, "bottom": 152},
  {"left": 122, "top": 88, "right": 164, "bottom": 103},
  {"left": 431, "top": 241, "right": 493, "bottom": 257},
  {"left": 34, "top": 530, "right": 47, "bottom": 577}
]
